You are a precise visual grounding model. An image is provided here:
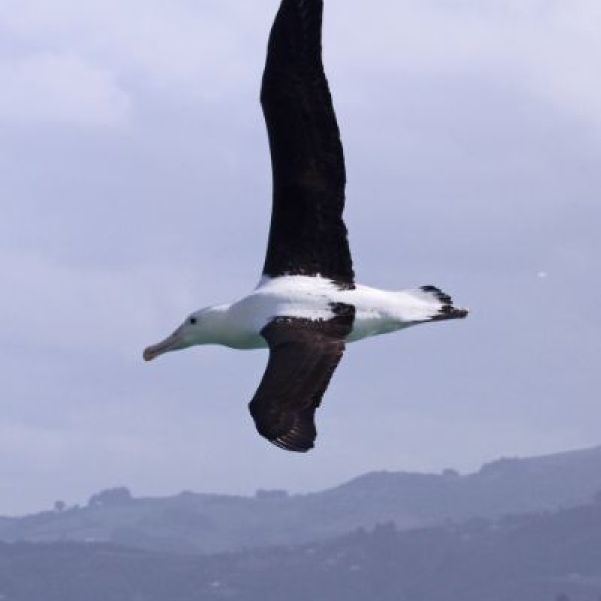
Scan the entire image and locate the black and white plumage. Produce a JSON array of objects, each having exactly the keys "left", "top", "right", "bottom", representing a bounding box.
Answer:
[{"left": 143, "top": 0, "right": 468, "bottom": 453}]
